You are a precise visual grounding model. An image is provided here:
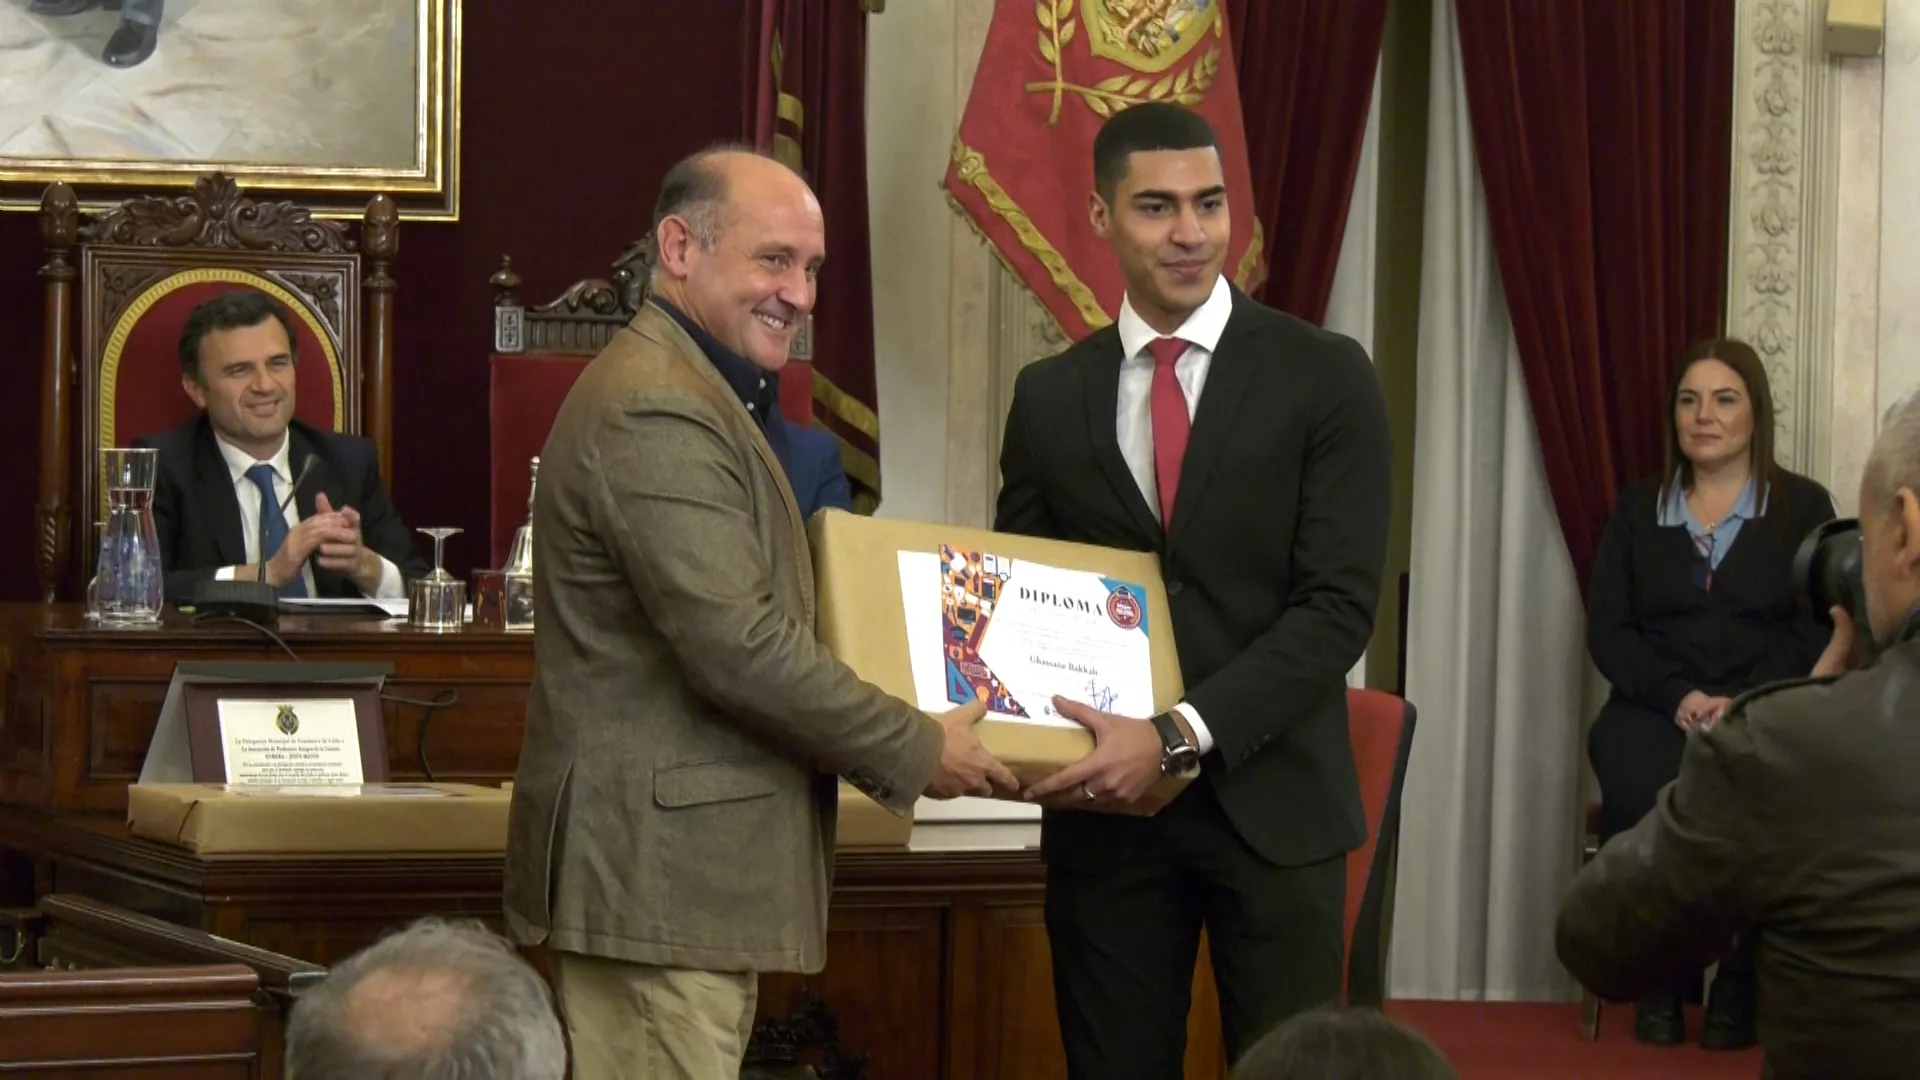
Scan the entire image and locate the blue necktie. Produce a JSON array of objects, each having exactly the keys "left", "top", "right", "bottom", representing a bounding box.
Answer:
[{"left": 246, "top": 463, "right": 307, "bottom": 598}]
